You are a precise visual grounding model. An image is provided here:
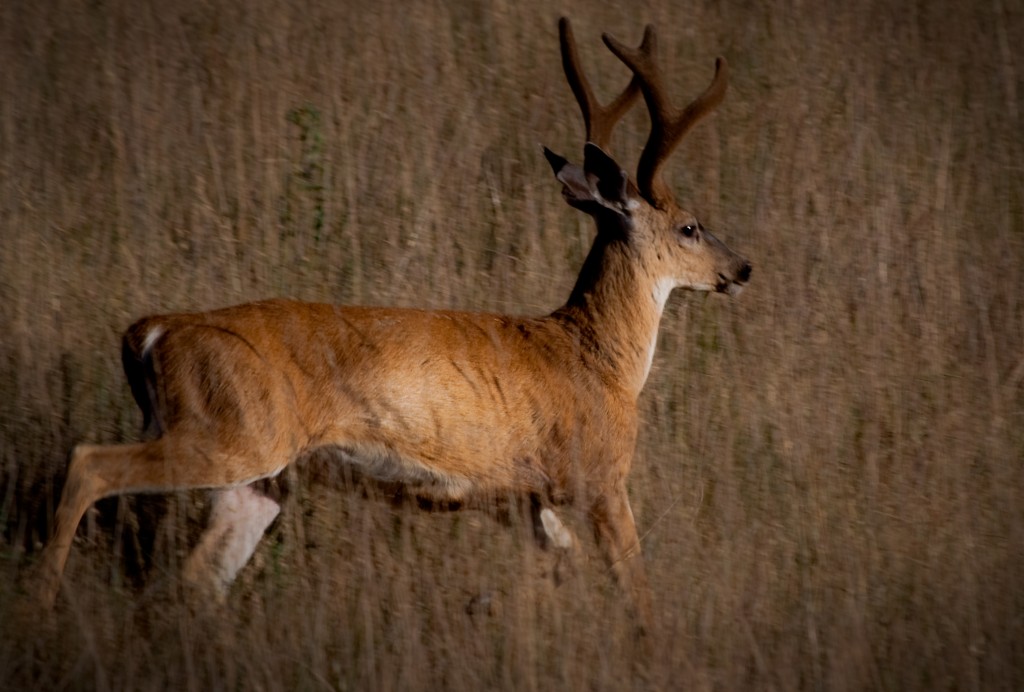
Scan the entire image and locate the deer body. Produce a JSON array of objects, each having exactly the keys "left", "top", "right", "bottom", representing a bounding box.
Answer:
[
  {"left": 37, "top": 19, "right": 751, "bottom": 630},
  {"left": 120, "top": 295, "right": 645, "bottom": 504}
]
